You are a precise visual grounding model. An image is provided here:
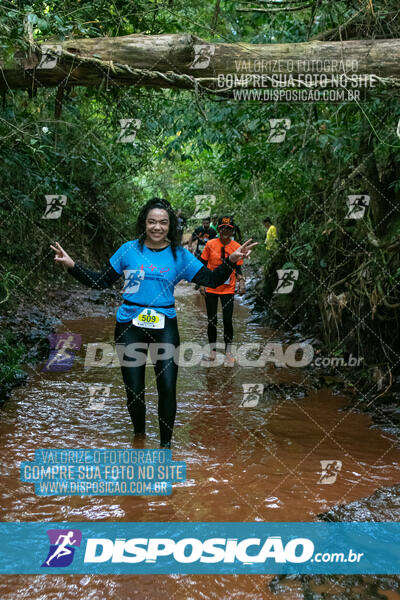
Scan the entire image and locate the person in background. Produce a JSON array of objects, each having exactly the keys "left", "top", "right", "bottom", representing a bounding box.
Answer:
[
  {"left": 189, "top": 217, "right": 217, "bottom": 259},
  {"left": 176, "top": 209, "right": 187, "bottom": 245},
  {"left": 210, "top": 214, "right": 219, "bottom": 232},
  {"left": 263, "top": 217, "right": 277, "bottom": 250},
  {"left": 199, "top": 215, "right": 246, "bottom": 365},
  {"left": 214, "top": 214, "right": 242, "bottom": 244}
]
